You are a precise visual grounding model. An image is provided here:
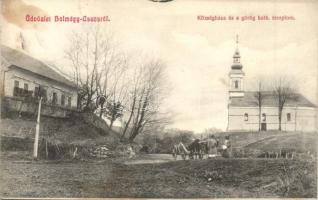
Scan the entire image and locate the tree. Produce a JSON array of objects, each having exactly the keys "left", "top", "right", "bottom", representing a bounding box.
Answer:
[
  {"left": 254, "top": 81, "right": 265, "bottom": 131},
  {"left": 120, "top": 58, "right": 169, "bottom": 142},
  {"left": 120, "top": 66, "right": 143, "bottom": 140},
  {"left": 201, "top": 127, "right": 222, "bottom": 138},
  {"left": 65, "top": 26, "right": 127, "bottom": 113},
  {"left": 272, "top": 77, "right": 297, "bottom": 131},
  {"left": 65, "top": 27, "right": 170, "bottom": 136},
  {"left": 140, "top": 128, "right": 195, "bottom": 153},
  {"left": 105, "top": 100, "right": 124, "bottom": 128}
]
